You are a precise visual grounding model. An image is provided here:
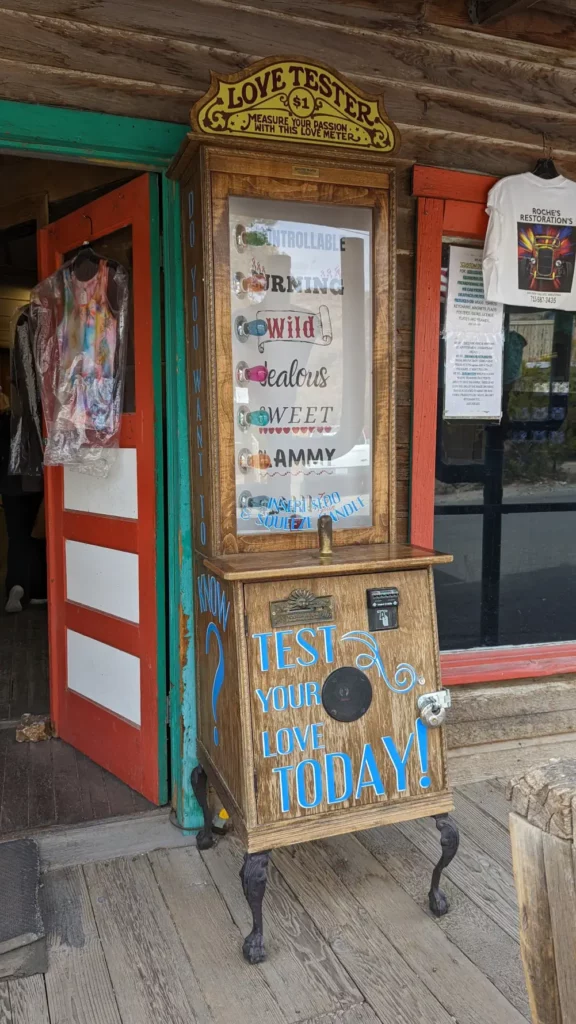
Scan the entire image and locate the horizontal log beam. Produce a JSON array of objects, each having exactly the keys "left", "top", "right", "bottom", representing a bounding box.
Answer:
[{"left": 470, "top": 0, "right": 540, "bottom": 25}]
